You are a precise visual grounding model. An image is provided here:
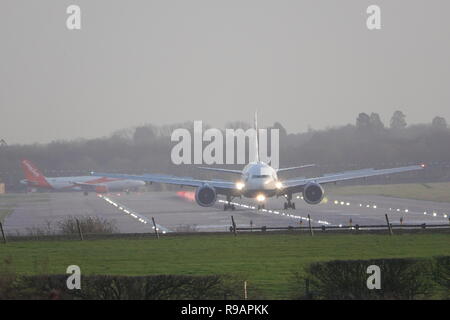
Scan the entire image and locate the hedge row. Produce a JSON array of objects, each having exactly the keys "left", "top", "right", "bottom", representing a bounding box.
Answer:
[
  {"left": 0, "top": 274, "right": 244, "bottom": 300},
  {"left": 1, "top": 256, "right": 448, "bottom": 300},
  {"left": 293, "top": 256, "right": 450, "bottom": 300}
]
